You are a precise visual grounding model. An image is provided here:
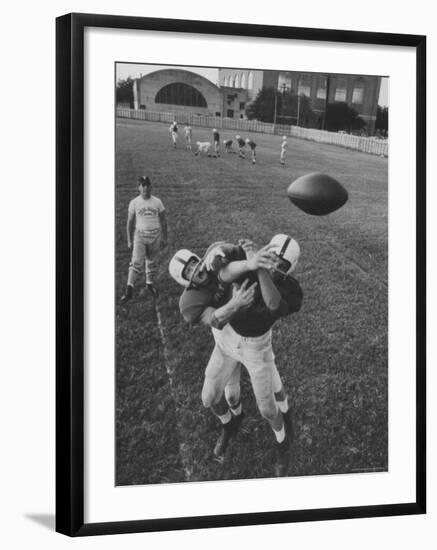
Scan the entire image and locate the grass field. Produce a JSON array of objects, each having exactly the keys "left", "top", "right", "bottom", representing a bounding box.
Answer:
[{"left": 115, "top": 118, "right": 388, "bottom": 485}]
